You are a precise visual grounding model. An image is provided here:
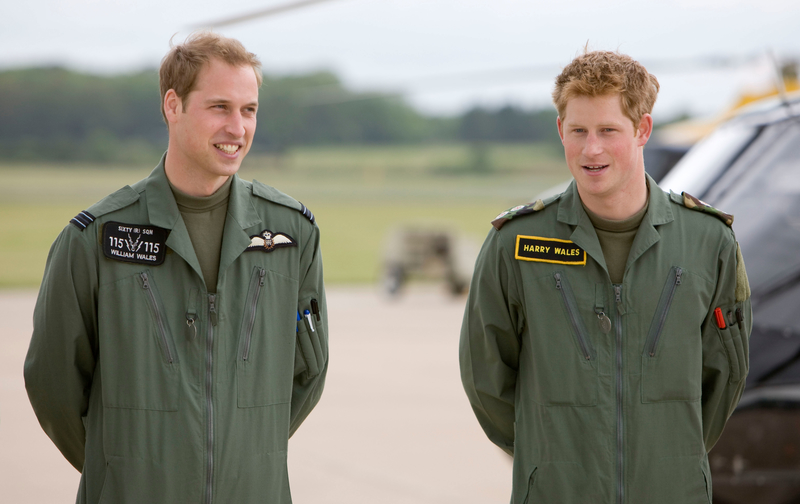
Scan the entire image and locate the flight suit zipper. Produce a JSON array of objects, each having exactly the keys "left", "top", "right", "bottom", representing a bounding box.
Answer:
[
  {"left": 139, "top": 272, "right": 175, "bottom": 364},
  {"left": 205, "top": 294, "right": 217, "bottom": 504},
  {"left": 554, "top": 273, "right": 594, "bottom": 360},
  {"left": 643, "top": 267, "right": 683, "bottom": 357},
  {"left": 241, "top": 268, "right": 266, "bottom": 361},
  {"left": 615, "top": 284, "right": 624, "bottom": 504}
]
